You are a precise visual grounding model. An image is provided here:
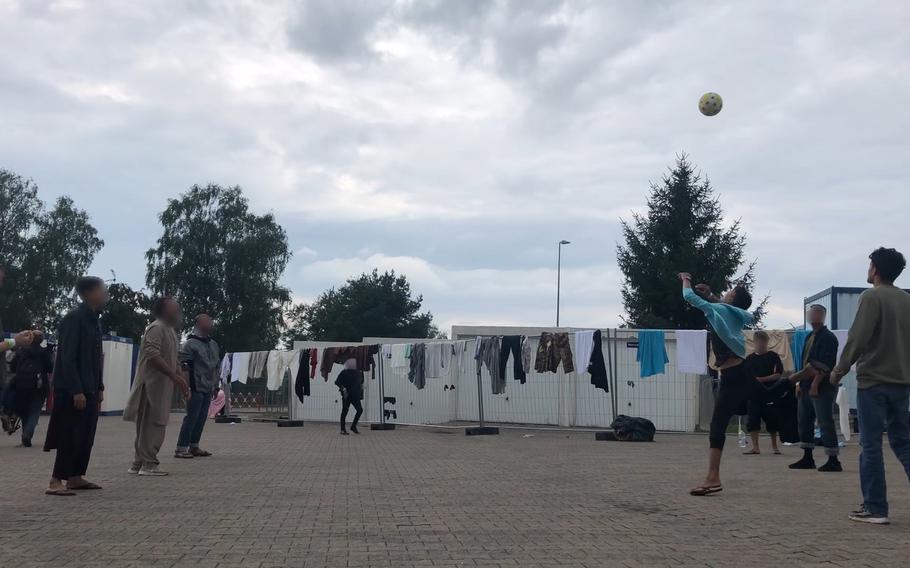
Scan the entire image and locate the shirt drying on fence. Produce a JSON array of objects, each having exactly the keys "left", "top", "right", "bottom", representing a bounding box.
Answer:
[
  {"left": 390, "top": 344, "right": 409, "bottom": 369},
  {"left": 220, "top": 354, "right": 232, "bottom": 384},
  {"left": 231, "top": 352, "right": 250, "bottom": 384},
  {"left": 676, "top": 329, "right": 708, "bottom": 375},
  {"left": 248, "top": 351, "right": 270, "bottom": 380},
  {"left": 574, "top": 330, "right": 596, "bottom": 375},
  {"left": 636, "top": 330, "right": 669, "bottom": 377},
  {"left": 408, "top": 343, "right": 427, "bottom": 389},
  {"left": 308, "top": 348, "right": 318, "bottom": 379},
  {"left": 520, "top": 336, "right": 532, "bottom": 374},
  {"left": 424, "top": 343, "right": 447, "bottom": 378},
  {"left": 294, "top": 350, "right": 310, "bottom": 402},
  {"left": 682, "top": 287, "right": 753, "bottom": 363},
  {"left": 320, "top": 345, "right": 380, "bottom": 380},
  {"left": 266, "top": 350, "right": 301, "bottom": 391},
  {"left": 589, "top": 329, "right": 609, "bottom": 392}
]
